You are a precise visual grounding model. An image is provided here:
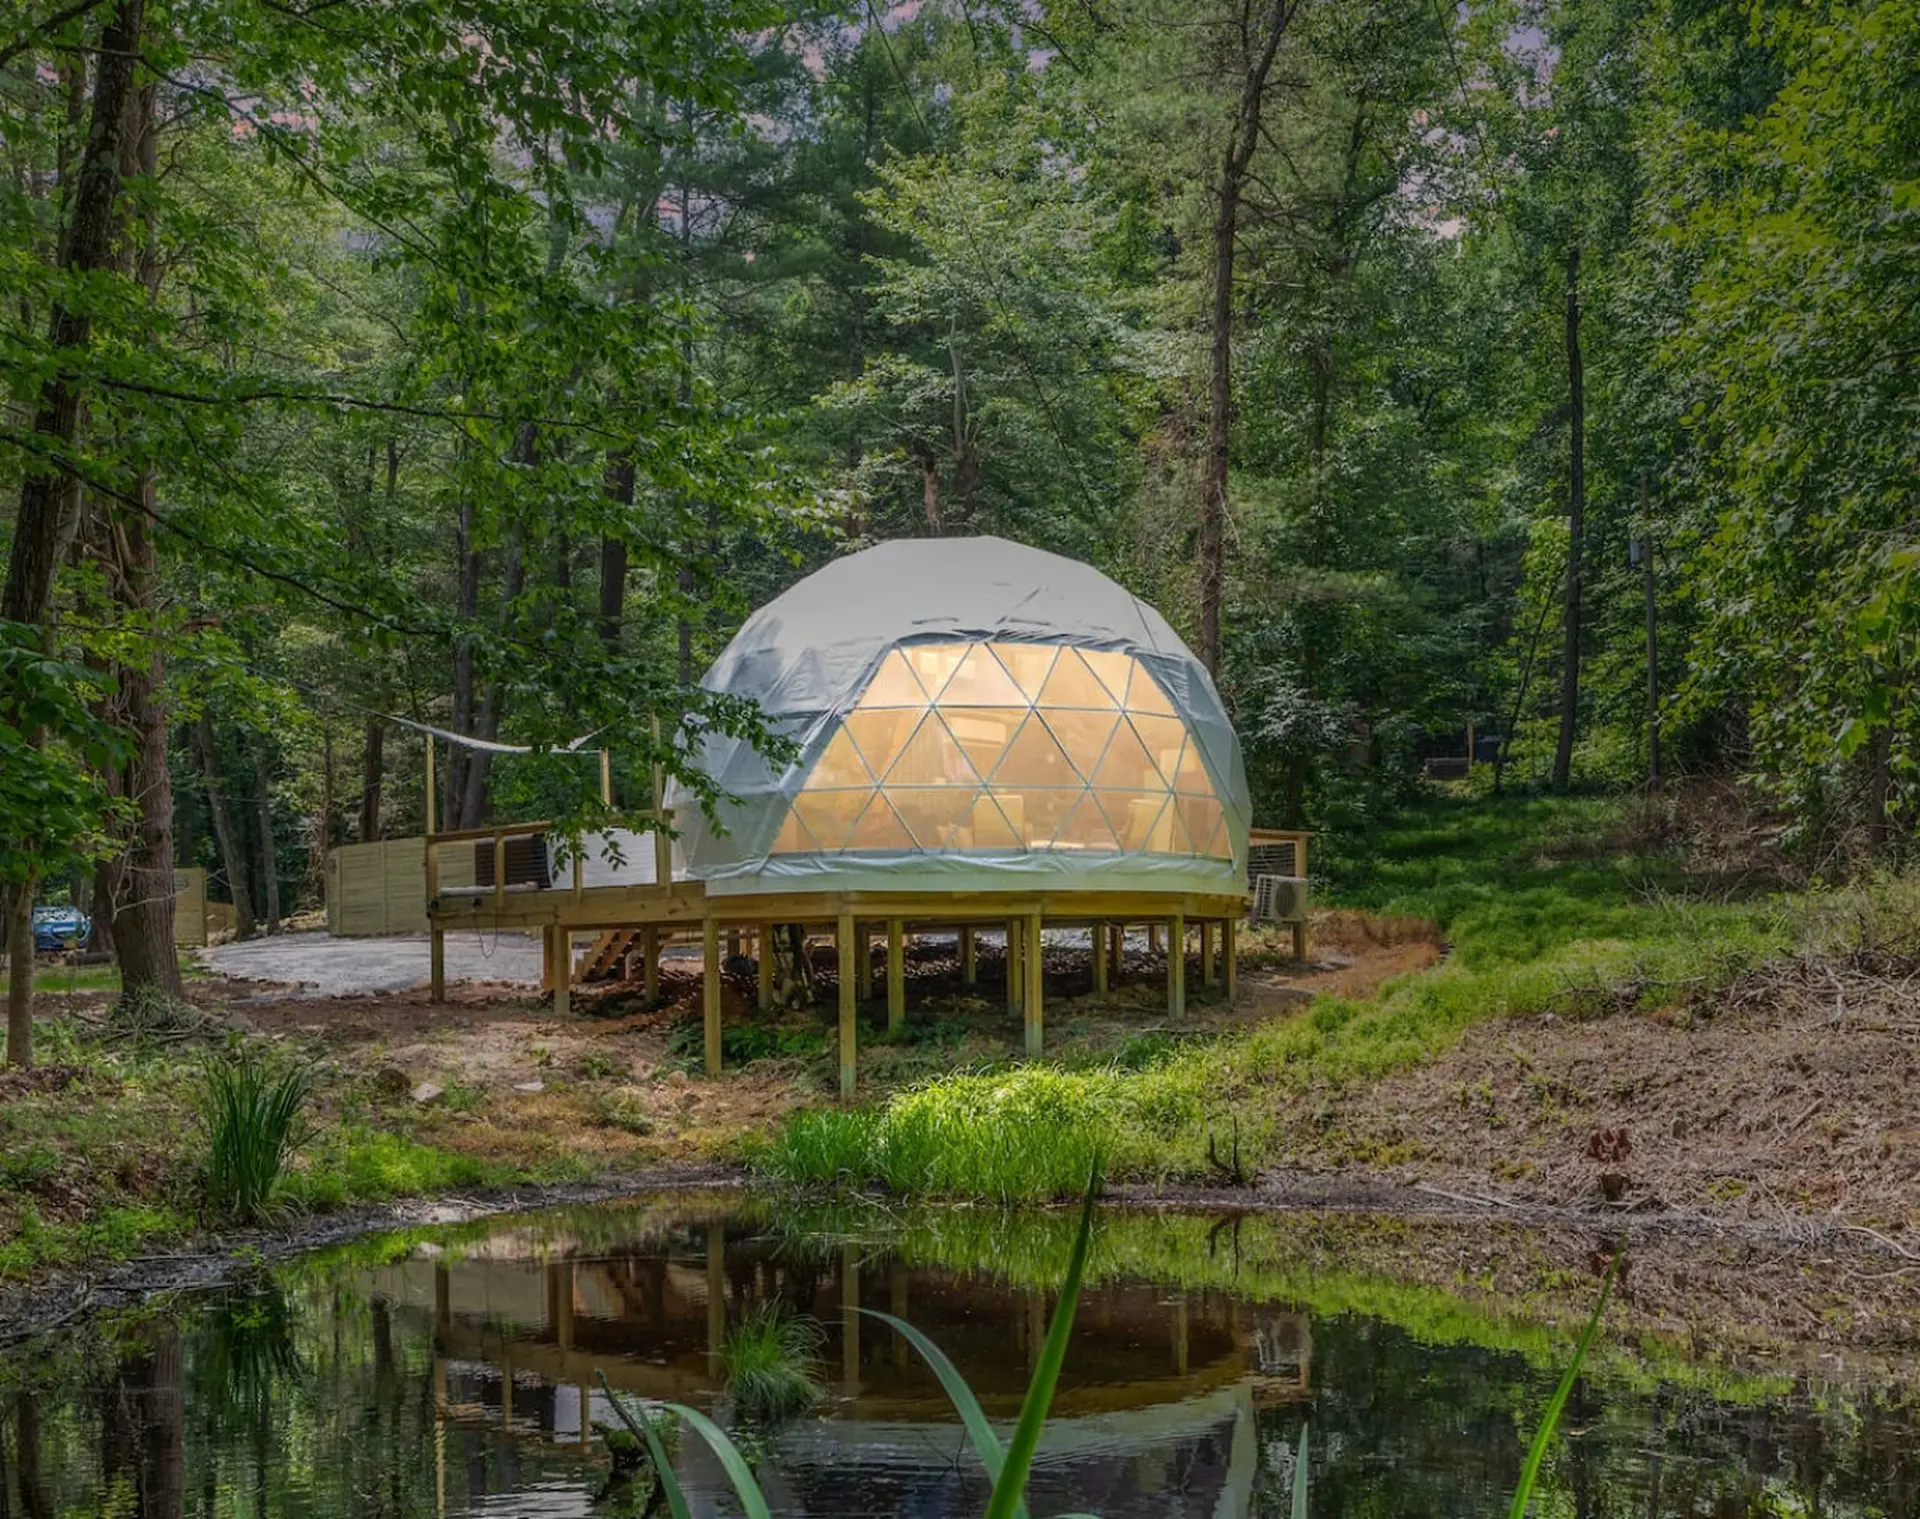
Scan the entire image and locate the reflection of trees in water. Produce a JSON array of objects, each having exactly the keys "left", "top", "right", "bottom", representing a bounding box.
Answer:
[{"left": 1248, "top": 1315, "right": 1920, "bottom": 1518}]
